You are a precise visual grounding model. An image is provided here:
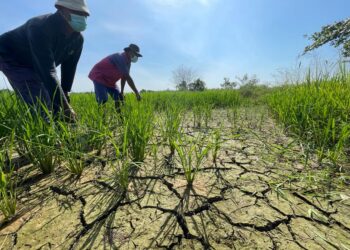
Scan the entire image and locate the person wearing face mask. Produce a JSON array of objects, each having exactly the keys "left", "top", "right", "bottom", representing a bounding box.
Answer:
[
  {"left": 89, "top": 44, "right": 142, "bottom": 112},
  {"left": 0, "top": 0, "right": 90, "bottom": 122}
]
